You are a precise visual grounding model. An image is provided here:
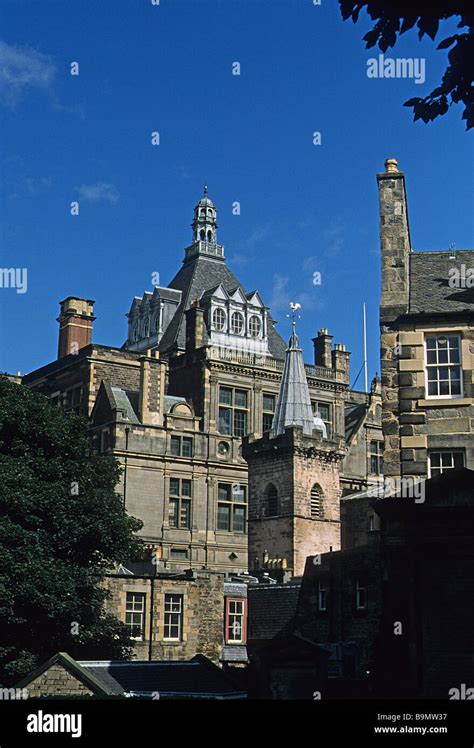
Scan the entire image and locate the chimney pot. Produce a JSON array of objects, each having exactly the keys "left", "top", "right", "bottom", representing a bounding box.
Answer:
[{"left": 384, "top": 157, "right": 399, "bottom": 173}]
